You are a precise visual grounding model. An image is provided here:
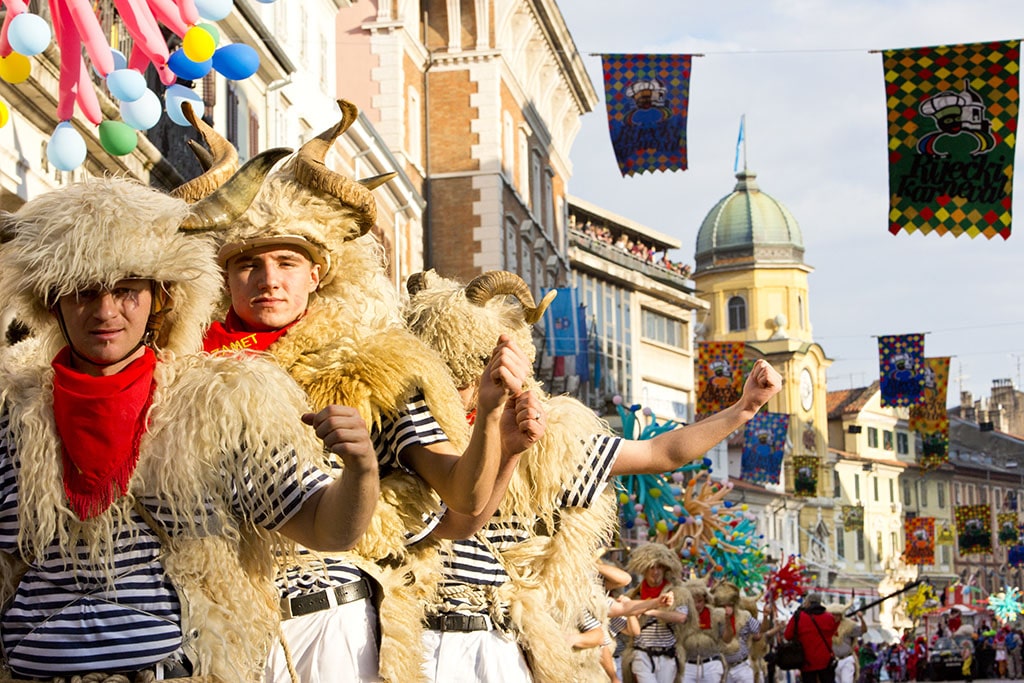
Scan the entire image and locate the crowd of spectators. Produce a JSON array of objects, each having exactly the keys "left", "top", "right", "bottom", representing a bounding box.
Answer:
[{"left": 574, "top": 219, "right": 693, "bottom": 279}]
